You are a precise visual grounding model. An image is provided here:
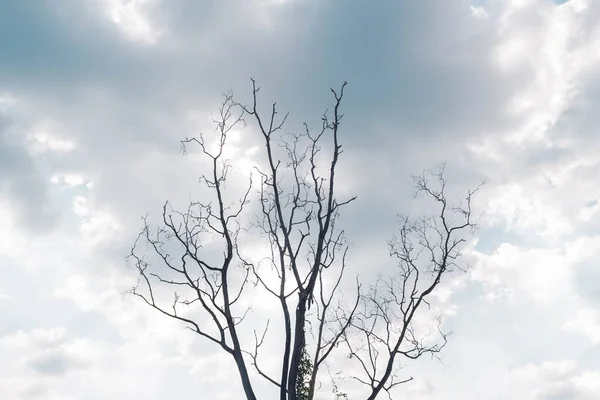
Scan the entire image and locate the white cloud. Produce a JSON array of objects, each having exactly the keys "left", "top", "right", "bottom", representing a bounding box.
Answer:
[
  {"left": 0, "top": 92, "right": 17, "bottom": 110},
  {"left": 28, "top": 128, "right": 76, "bottom": 153},
  {"left": 71, "top": 195, "right": 123, "bottom": 245},
  {"left": 471, "top": 243, "right": 575, "bottom": 303},
  {"left": 514, "top": 360, "right": 600, "bottom": 400},
  {"left": 484, "top": 182, "right": 574, "bottom": 239},
  {"left": 563, "top": 305, "right": 600, "bottom": 344},
  {"left": 101, "top": 0, "right": 164, "bottom": 44},
  {"left": 0, "top": 289, "right": 13, "bottom": 303},
  {"left": 470, "top": 6, "right": 489, "bottom": 19},
  {"left": 50, "top": 174, "right": 89, "bottom": 188}
]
